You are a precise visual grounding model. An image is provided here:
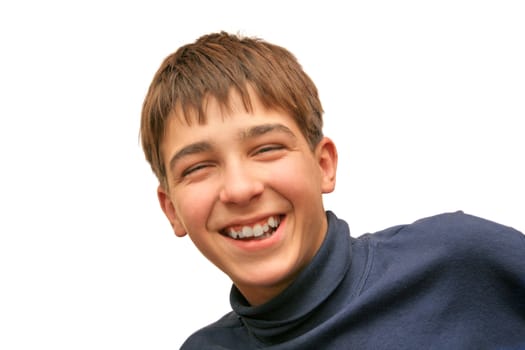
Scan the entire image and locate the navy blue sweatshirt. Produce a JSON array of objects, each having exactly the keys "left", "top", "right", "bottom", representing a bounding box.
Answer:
[{"left": 181, "top": 211, "right": 525, "bottom": 349}]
